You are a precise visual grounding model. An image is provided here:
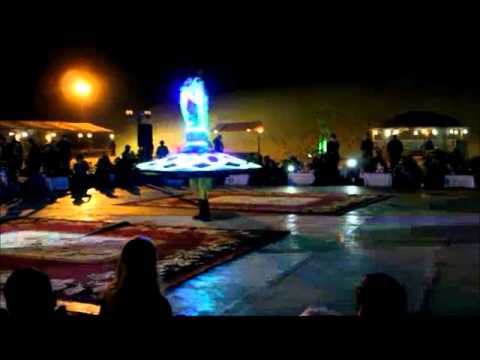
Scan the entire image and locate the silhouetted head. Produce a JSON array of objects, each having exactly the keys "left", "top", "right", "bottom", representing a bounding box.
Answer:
[
  {"left": 366, "top": 132, "right": 371, "bottom": 139},
  {"left": 125, "top": 145, "right": 131, "bottom": 151},
  {"left": 356, "top": 273, "right": 407, "bottom": 319},
  {"left": 4, "top": 268, "right": 56, "bottom": 320},
  {"left": 393, "top": 135, "right": 398, "bottom": 140},
  {"left": 330, "top": 133, "right": 337, "bottom": 140},
  {"left": 116, "top": 236, "right": 159, "bottom": 292},
  {"left": 160, "top": 140, "right": 164, "bottom": 146},
  {"left": 76, "top": 153, "right": 84, "bottom": 162}
]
